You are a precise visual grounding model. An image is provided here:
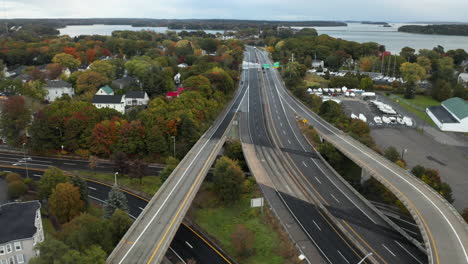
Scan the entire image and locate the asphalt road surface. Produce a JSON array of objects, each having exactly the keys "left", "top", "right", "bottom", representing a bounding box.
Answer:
[
  {"left": 107, "top": 62, "right": 249, "bottom": 264},
  {"left": 0, "top": 166, "right": 233, "bottom": 264},
  {"left": 254, "top": 47, "right": 468, "bottom": 264},
  {"left": 241, "top": 46, "right": 428, "bottom": 264}
]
